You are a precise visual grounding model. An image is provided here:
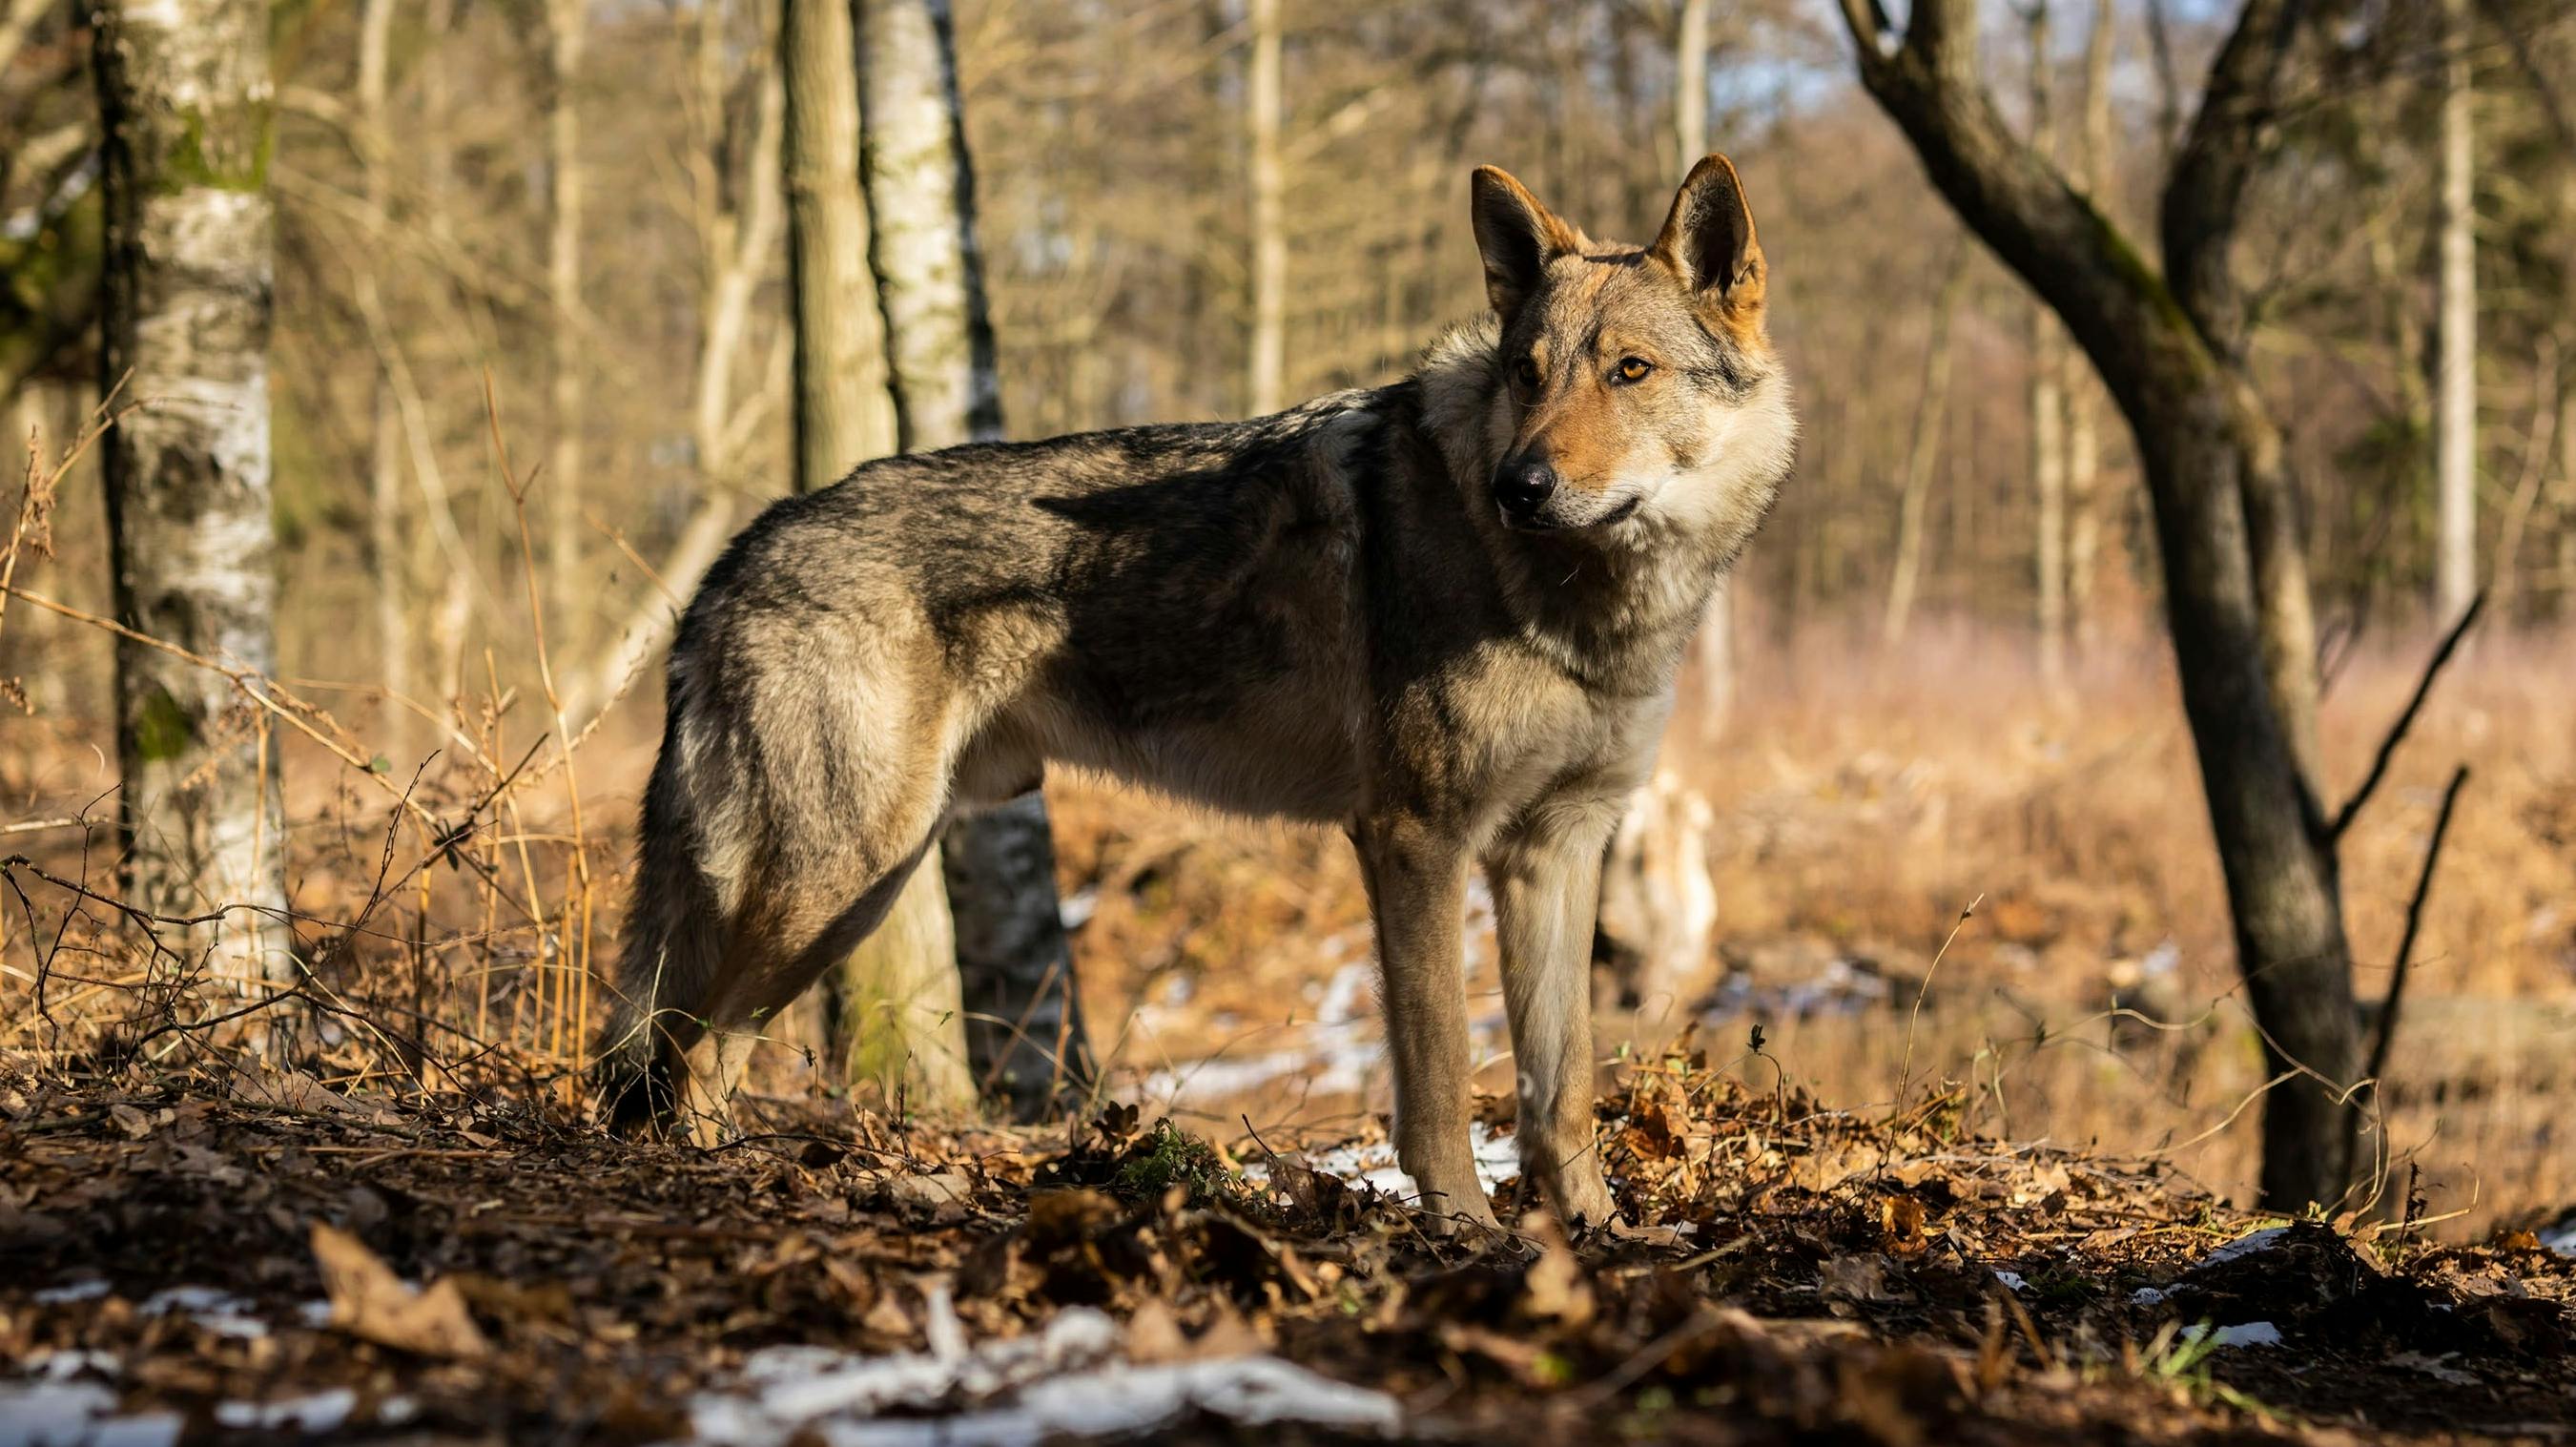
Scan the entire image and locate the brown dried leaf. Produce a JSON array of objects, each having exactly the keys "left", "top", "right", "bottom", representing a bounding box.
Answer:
[{"left": 311, "top": 1222, "right": 489, "bottom": 1359}]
